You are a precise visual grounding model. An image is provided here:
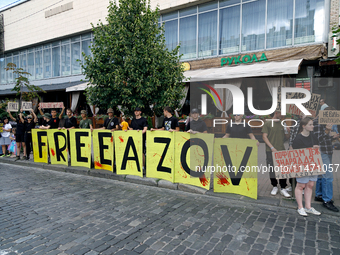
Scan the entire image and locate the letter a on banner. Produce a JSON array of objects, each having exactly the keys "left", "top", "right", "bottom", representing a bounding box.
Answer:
[
  {"left": 146, "top": 131, "right": 175, "bottom": 182},
  {"left": 47, "top": 129, "right": 68, "bottom": 165},
  {"left": 174, "top": 132, "right": 214, "bottom": 190},
  {"left": 93, "top": 130, "right": 114, "bottom": 171},
  {"left": 69, "top": 129, "right": 91, "bottom": 168},
  {"left": 32, "top": 129, "right": 48, "bottom": 163},
  {"left": 213, "top": 138, "right": 258, "bottom": 199},
  {"left": 114, "top": 131, "right": 143, "bottom": 177}
]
